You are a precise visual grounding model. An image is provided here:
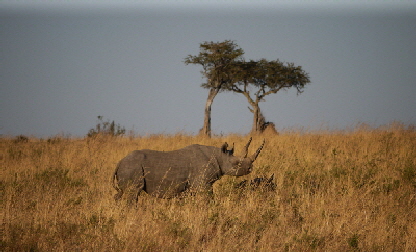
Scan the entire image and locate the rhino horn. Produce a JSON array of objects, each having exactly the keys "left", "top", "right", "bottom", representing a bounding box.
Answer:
[
  {"left": 251, "top": 139, "right": 265, "bottom": 161},
  {"left": 243, "top": 137, "right": 252, "bottom": 158}
]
